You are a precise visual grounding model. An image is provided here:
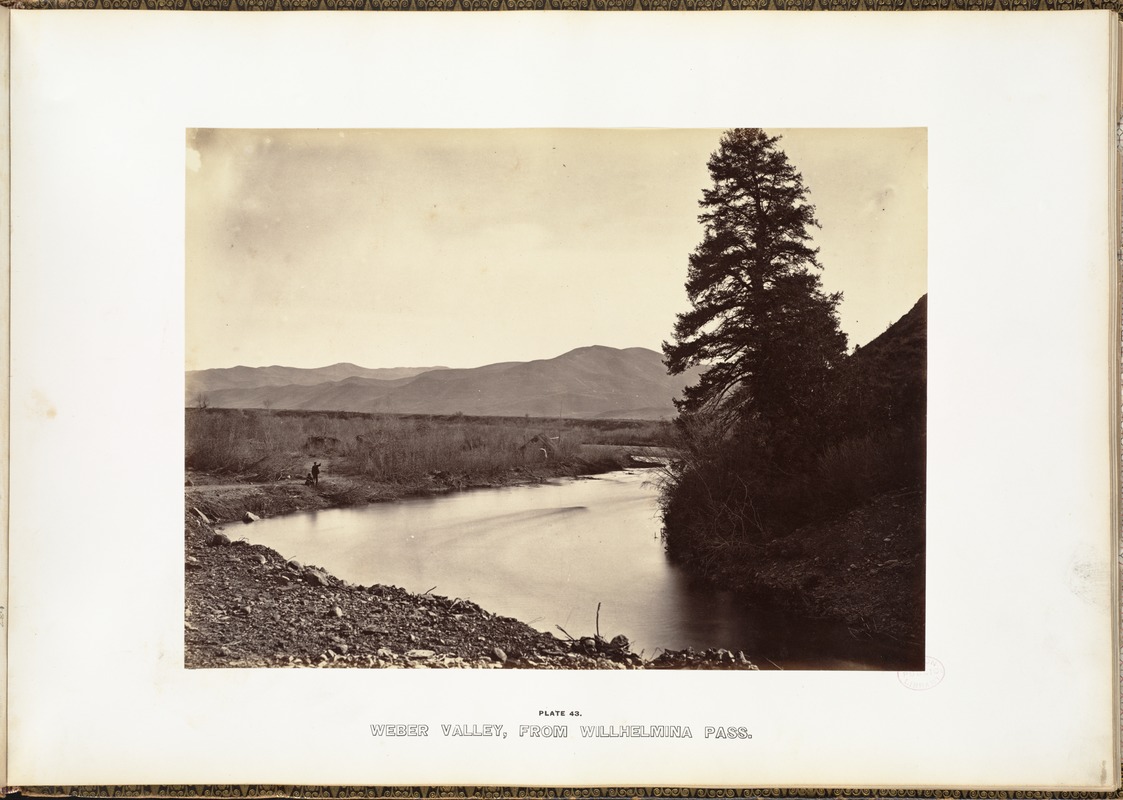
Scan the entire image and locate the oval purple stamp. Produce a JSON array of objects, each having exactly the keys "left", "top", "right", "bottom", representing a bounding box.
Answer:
[{"left": 898, "top": 656, "right": 945, "bottom": 690}]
